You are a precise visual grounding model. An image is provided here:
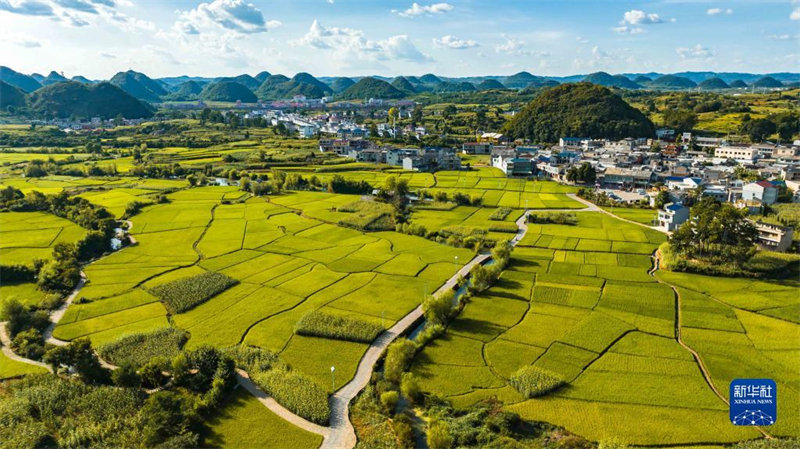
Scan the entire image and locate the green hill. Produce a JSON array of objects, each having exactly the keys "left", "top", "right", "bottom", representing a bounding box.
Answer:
[
  {"left": 340, "top": 77, "right": 404, "bottom": 100},
  {"left": 28, "top": 81, "right": 154, "bottom": 119},
  {"left": 504, "top": 83, "right": 655, "bottom": 143},
  {"left": 729, "top": 80, "right": 748, "bottom": 88},
  {"left": 434, "top": 81, "right": 476, "bottom": 93},
  {"left": 216, "top": 74, "right": 260, "bottom": 90},
  {"left": 200, "top": 81, "right": 258, "bottom": 102},
  {"left": 504, "top": 71, "right": 538, "bottom": 88},
  {"left": 71, "top": 76, "right": 94, "bottom": 84},
  {"left": 254, "top": 71, "right": 271, "bottom": 83},
  {"left": 0, "top": 81, "right": 27, "bottom": 108},
  {"left": 419, "top": 73, "right": 442, "bottom": 85},
  {"left": 0, "top": 66, "right": 41, "bottom": 92},
  {"left": 583, "top": 72, "right": 641, "bottom": 89},
  {"left": 110, "top": 70, "right": 167, "bottom": 102},
  {"left": 697, "top": 77, "right": 730, "bottom": 90},
  {"left": 391, "top": 76, "right": 417, "bottom": 94},
  {"left": 164, "top": 81, "right": 204, "bottom": 101},
  {"left": 41, "top": 71, "right": 68, "bottom": 86},
  {"left": 753, "top": 76, "right": 783, "bottom": 88},
  {"left": 650, "top": 75, "right": 697, "bottom": 89},
  {"left": 291, "top": 73, "right": 333, "bottom": 95},
  {"left": 405, "top": 76, "right": 421, "bottom": 84},
  {"left": 633, "top": 75, "right": 652, "bottom": 84},
  {"left": 476, "top": 79, "right": 506, "bottom": 90},
  {"left": 330, "top": 77, "right": 356, "bottom": 93}
]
